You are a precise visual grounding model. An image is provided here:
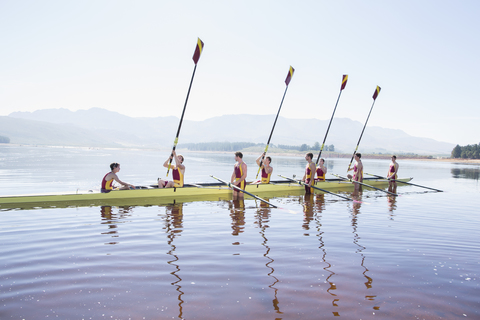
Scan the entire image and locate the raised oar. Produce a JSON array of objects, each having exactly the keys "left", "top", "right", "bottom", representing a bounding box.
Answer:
[
  {"left": 331, "top": 173, "right": 398, "bottom": 196},
  {"left": 256, "top": 66, "right": 295, "bottom": 178},
  {"left": 347, "top": 86, "right": 381, "bottom": 171},
  {"left": 316, "top": 75, "right": 348, "bottom": 165},
  {"left": 365, "top": 173, "right": 443, "bottom": 192},
  {"left": 210, "top": 175, "right": 278, "bottom": 208},
  {"left": 278, "top": 174, "right": 361, "bottom": 203},
  {"left": 167, "top": 38, "right": 204, "bottom": 176}
]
